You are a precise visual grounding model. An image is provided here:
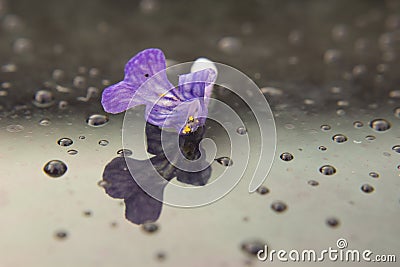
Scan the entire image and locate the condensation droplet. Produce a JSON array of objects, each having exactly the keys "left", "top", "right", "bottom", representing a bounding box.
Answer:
[
  {"left": 332, "top": 134, "right": 348, "bottom": 143},
  {"left": 318, "top": 146, "right": 327, "bottom": 151},
  {"left": 361, "top": 184, "right": 374, "bottom": 193},
  {"left": 236, "top": 126, "right": 247, "bottom": 135},
  {"left": 353, "top": 121, "right": 363, "bottom": 128},
  {"left": 33, "top": 90, "right": 54, "bottom": 108},
  {"left": 369, "top": 172, "right": 379, "bottom": 178},
  {"left": 280, "top": 152, "right": 293, "bottom": 161},
  {"left": 216, "top": 157, "right": 233, "bottom": 166},
  {"left": 271, "top": 201, "right": 287, "bottom": 213},
  {"left": 67, "top": 149, "right": 78, "bottom": 155},
  {"left": 117, "top": 148, "right": 133, "bottom": 157},
  {"left": 97, "top": 180, "right": 109, "bottom": 188},
  {"left": 326, "top": 217, "right": 340, "bottom": 227},
  {"left": 256, "top": 186, "right": 269, "bottom": 195},
  {"left": 241, "top": 240, "right": 266, "bottom": 256},
  {"left": 319, "top": 165, "right": 336, "bottom": 175},
  {"left": 6, "top": 124, "right": 24, "bottom": 132},
  {"left": 52, "top": 69, "right": 65, "bottom": 81},
  {"left": 308, "top": 180, "right": 319, "bottom": 186},
  {"left": 73, "top": 76, "right": 86, "bottom": 89},
  {"left": 394, "top": 107, "right": 400, "bottom": 118},
  {"left": 57, "top": 138, "right": 73, "bottom": 147},
  {"left": 54, "top": 230, "right": 68, "bottom": 240},
  {"left": 86, "top": 114, "right": 109, "bottom": 127},
  {"left": 141, "top": 222, "right": 159, "bottom": 233},
  {"left": 217, "top": 37, "right": 242, "bottom": 54},
  {"left": 320, "top": 124, "right": 331, "bottom": 131},
  {"left": 58, "top": 101, "right": 68, "bottom": 110},
  {"left": 99, "top": 140, "right": 109, "bottom": 146},
  {"left": 13, "top": 37, "right": 32, "bottom": 54},
  {"left": 369, "top": 118, "right": 391, "bottom": 132},
  {"left": 39, "top": 118, "right": 51, "bottom": 126},
  {"left": 324, "top": 49, "right": 341, "bottom": 64},
  {"left": 392, "top": 145, "right": 400, "bottom": 154},
  {"left": 365, "top": 135, "right": 376, "bottom": 141},
  {"left": 43, "top": 160, "right": 67, "bottom": 178}
]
